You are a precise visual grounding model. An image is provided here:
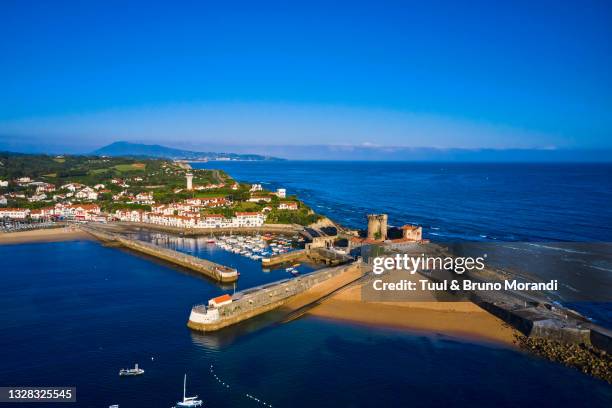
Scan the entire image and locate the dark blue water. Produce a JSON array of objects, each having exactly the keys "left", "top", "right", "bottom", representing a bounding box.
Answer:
[
  {"left": 196, "top": 161, "right": 612, "bottom": 330},
  {"left": 197, "top": 161, "right": 612, "bottom": 242},
  {"left": 1, "top": 241, "right": 610, "bottom": 407}
]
